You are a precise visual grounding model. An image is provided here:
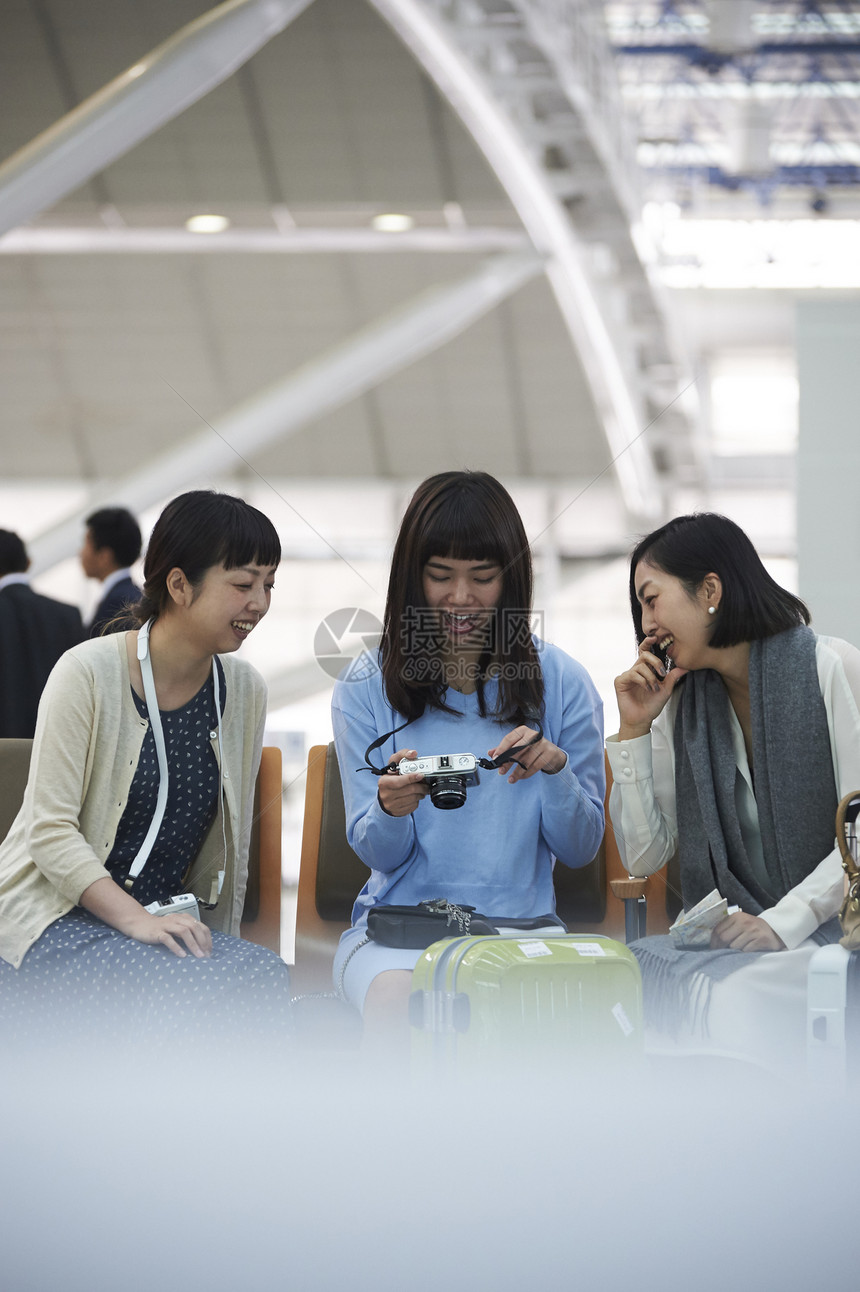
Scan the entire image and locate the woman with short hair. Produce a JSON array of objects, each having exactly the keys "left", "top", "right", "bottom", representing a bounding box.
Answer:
[
  {"left": 608, "top": 512, "right": 860, "bottom": 1064},
  {"left": 0, "top": 490, "right": 293, "bottom": 1042}
]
